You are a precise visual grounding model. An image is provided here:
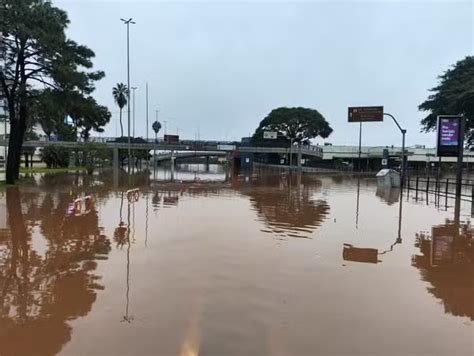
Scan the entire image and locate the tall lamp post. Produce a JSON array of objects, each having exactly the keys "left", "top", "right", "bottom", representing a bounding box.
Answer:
[
  {"left": 146, "top": 83, "right": 149, "bottom": 142},
  {"left": 121, "top": 17, "right": 136, "bottom": 172}
]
